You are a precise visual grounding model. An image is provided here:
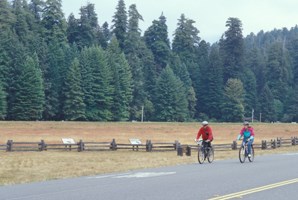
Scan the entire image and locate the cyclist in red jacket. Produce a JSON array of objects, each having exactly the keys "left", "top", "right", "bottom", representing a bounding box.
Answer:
[{"left": 196, "top": 121, "right": 214, "bottom": 149}]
